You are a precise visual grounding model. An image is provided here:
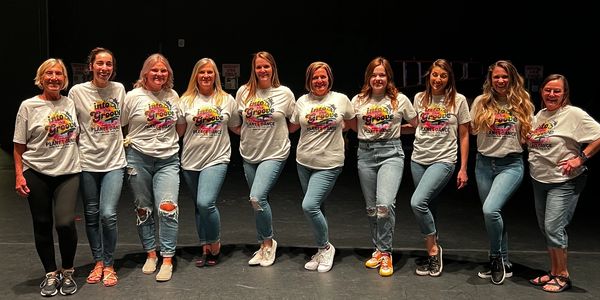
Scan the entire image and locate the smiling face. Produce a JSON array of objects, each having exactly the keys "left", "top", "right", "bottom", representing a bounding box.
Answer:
[
  {"left": 491, "top": 66, "right": 509, "bottom": 96},
  {"left": 311, "top": 67, "right": 330, "bottom": 96},
  {"left": 370, "top": 65, "right": 387, "bottom": 96},
  {"left": 429, "top": 66, "right": 448, "bottom": 95},
  {"left": 90, "top": 52, "right": 114, "bottom": 88},
  {"left": 254, "top": 57, "right": 273, "bottom": 89},
  {"left": 43, "top": 65, "right": 66, "bottom": 93},
  {"left": 542, "top": 79, "right": 565, "bottom": 111},
  {"left": 196, "top": 63, "right": 215, "bottom": 95},
  {"left": 145, "top": 61, "right": 169, "bottom": 92}
]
